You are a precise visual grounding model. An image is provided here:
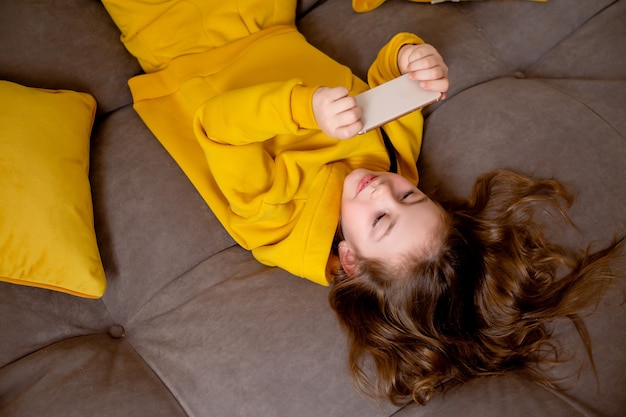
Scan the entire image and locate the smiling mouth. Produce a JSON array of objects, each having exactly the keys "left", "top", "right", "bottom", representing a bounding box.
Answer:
[{"left": 356, "top": 174, "right": 378, "bottom": 196}]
